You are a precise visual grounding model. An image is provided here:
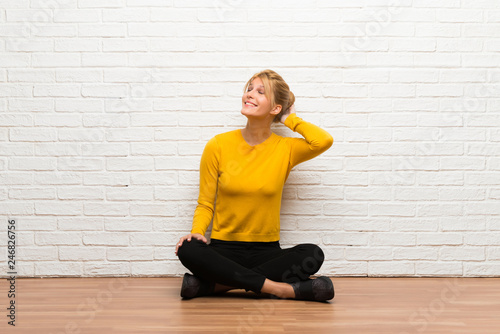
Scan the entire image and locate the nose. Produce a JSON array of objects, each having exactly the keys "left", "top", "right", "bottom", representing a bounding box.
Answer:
[{"left": 246, "top": 88, "right": 254, "bottom": 99}]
